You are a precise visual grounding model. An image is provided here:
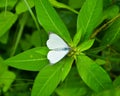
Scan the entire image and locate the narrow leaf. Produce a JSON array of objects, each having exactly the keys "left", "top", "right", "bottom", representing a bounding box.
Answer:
[
  {"left": 49, "top": 0, "right": 78, "bottom": 14},
  {"left": 0, "top": 0, "right": 17, "bottom": 8},
  {"left": 78, "top": 39, "right": 95, "bottom": 52},
  {"left": 61, "top": 57, "right": 74, "bottom": 81},
  {"left": 4, "top": 47, "right": 48, "bottom": 71},
  {"left": 77, "top": 0, "right": 103, "bottom": 41},
  {"left": 35, "top": 0, "right": 72, "bottom": 43},
  {"left": 31, "top": 61, "right": 64, "bottom": 96},
  {"left": 76, "top": 54, "right": 112, "bottom": 92},
  {"left": 73, "top": 29, "right": 82, "bottom": 46}
]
